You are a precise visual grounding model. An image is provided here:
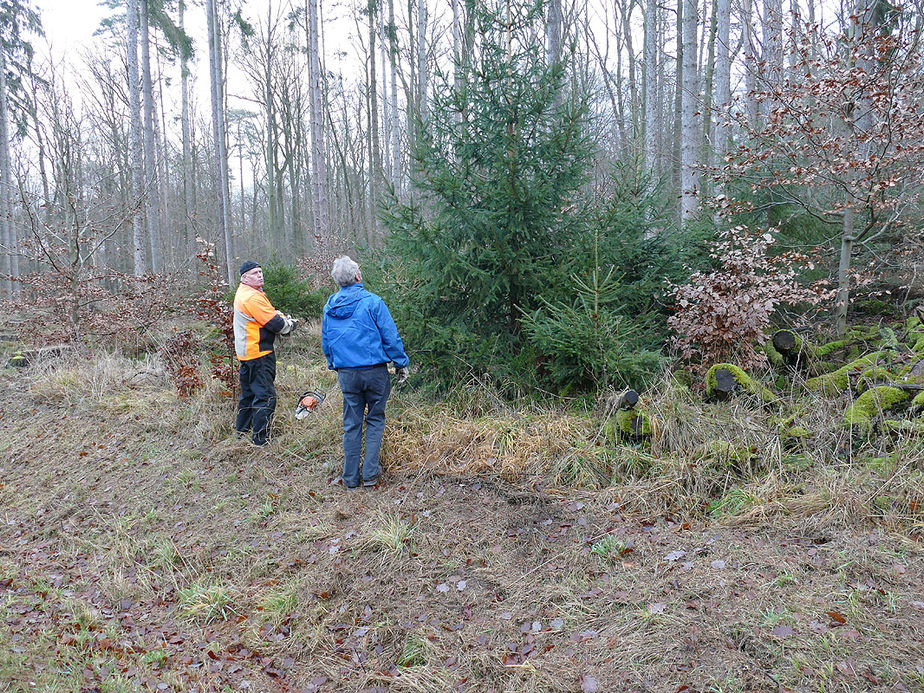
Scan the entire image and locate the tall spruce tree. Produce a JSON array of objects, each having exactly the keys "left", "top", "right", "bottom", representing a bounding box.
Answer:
[{"left": 381, "top": 0, "right": 593, "bottom": 382}]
